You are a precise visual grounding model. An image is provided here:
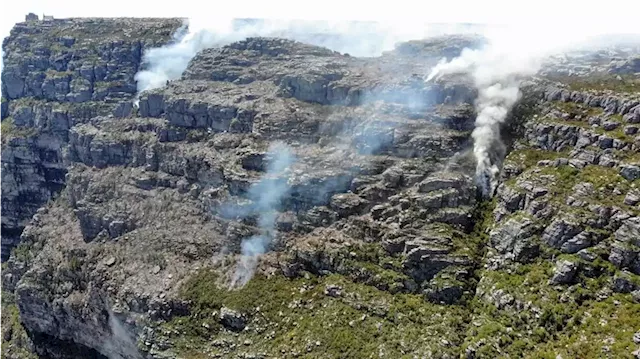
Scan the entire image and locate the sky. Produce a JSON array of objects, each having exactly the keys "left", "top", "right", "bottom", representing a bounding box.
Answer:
[{"left": 2, "top": 0, "right": 640, "bottom": 39}]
